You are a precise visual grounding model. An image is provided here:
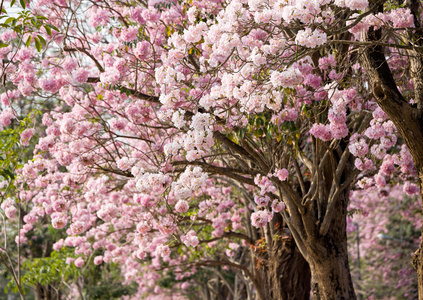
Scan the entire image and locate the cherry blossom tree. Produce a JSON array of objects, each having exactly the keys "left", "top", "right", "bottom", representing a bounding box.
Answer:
[{"left": 1, "top": 0, "right": 423, "bottom": 299}]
